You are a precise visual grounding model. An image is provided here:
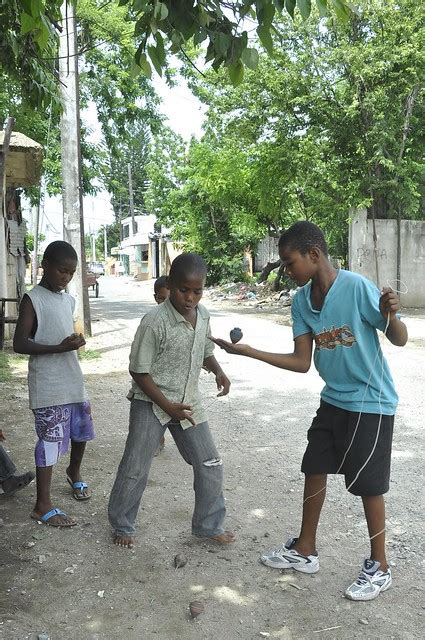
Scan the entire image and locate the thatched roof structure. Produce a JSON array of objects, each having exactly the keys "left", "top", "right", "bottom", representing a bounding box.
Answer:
[{"left": 0, "top": 131, "right": 43, "bottom": 187}]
